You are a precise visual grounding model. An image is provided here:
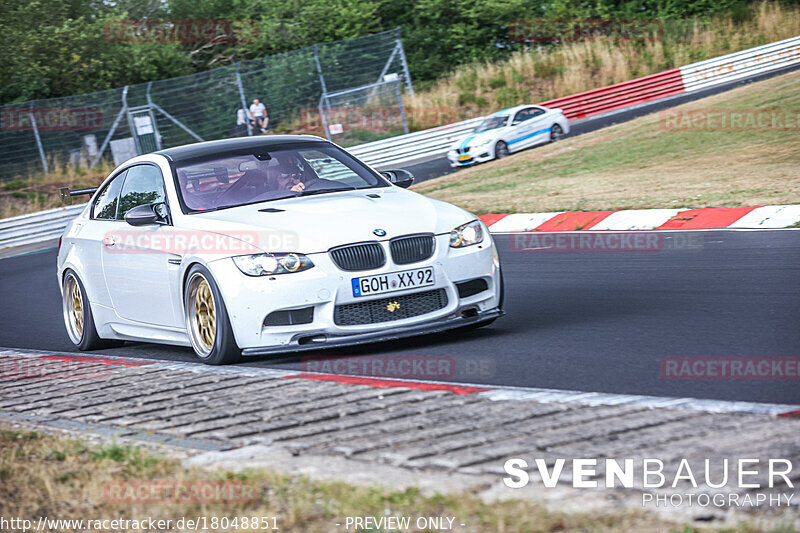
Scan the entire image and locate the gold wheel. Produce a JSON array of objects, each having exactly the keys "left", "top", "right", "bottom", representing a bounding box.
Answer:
[
  {"left": 63, "top": 273, "right": 84, "bottom": 343},
  {"left": 187, "top": 273, "right": 216, "bottom": 357}
]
